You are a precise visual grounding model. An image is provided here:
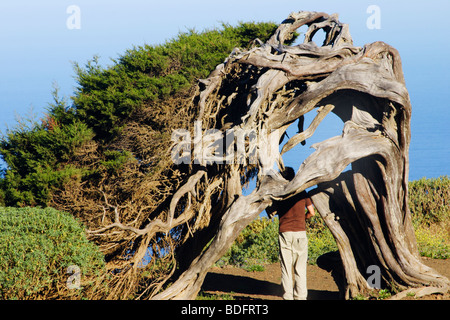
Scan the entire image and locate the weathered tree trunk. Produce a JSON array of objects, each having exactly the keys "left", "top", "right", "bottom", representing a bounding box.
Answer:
[{"left": 152, "top": 11, "right": 449, "bottom": 299}]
